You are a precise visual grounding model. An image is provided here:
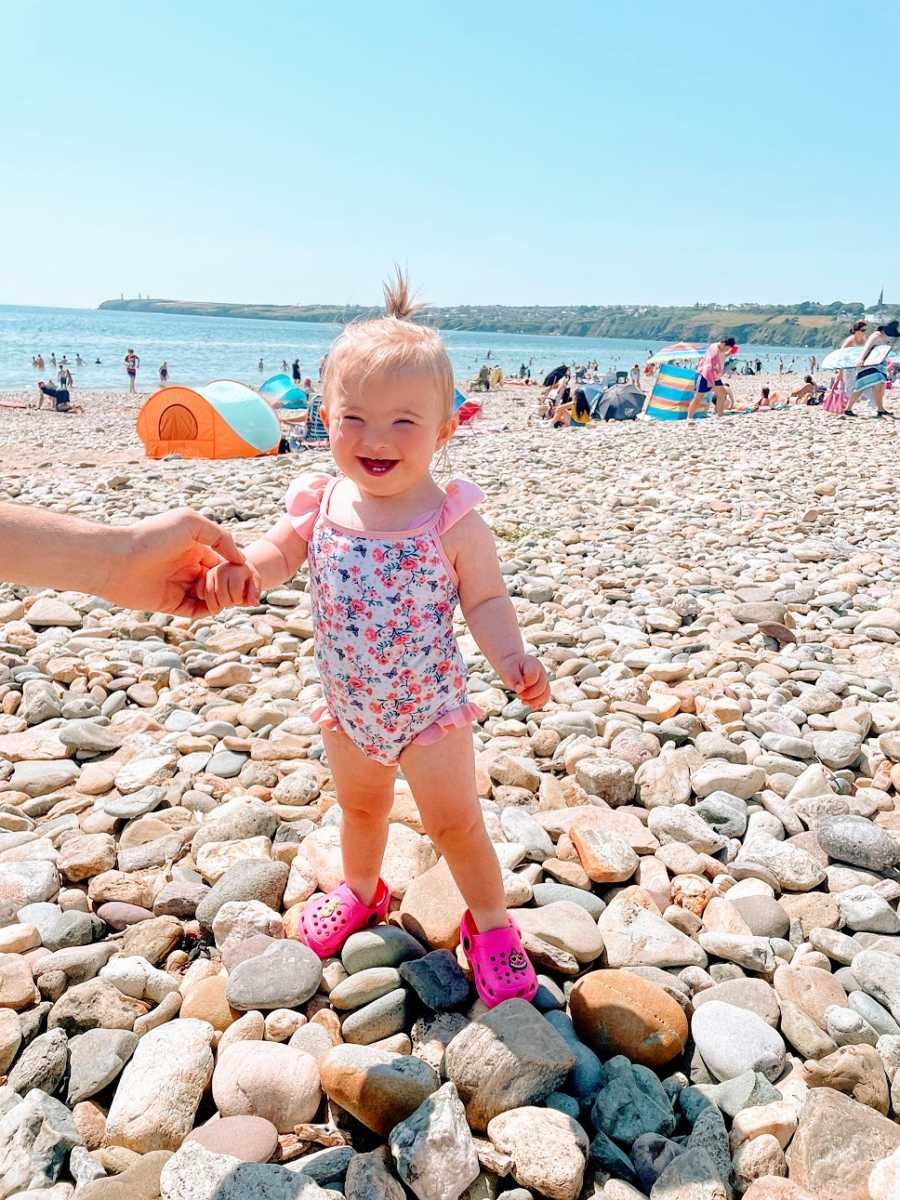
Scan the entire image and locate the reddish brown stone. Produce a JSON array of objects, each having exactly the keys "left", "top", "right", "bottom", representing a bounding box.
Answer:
[{"left": 569, "top": 968, "right": 688, "bottom": 1068}]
